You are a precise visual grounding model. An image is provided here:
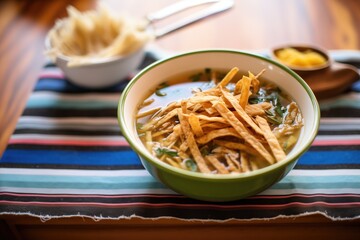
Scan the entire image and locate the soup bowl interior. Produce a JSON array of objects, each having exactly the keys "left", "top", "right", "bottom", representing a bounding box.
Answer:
[{"left": 118, "top": 50, "right": 320, "bottom": 201}]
